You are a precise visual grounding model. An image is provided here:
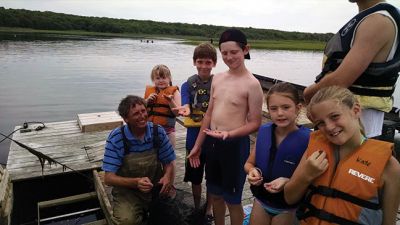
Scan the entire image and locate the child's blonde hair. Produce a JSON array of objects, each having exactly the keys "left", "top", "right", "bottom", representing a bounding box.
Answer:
[
  {"left": 151, "top": 64, "right": 172, "bottom": 85},
  {"left": 266, "top": 82, "right": 301, "bottom": 106},
  {"left": 307, "top": 86, "right": 365, "bottom": 134}
]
